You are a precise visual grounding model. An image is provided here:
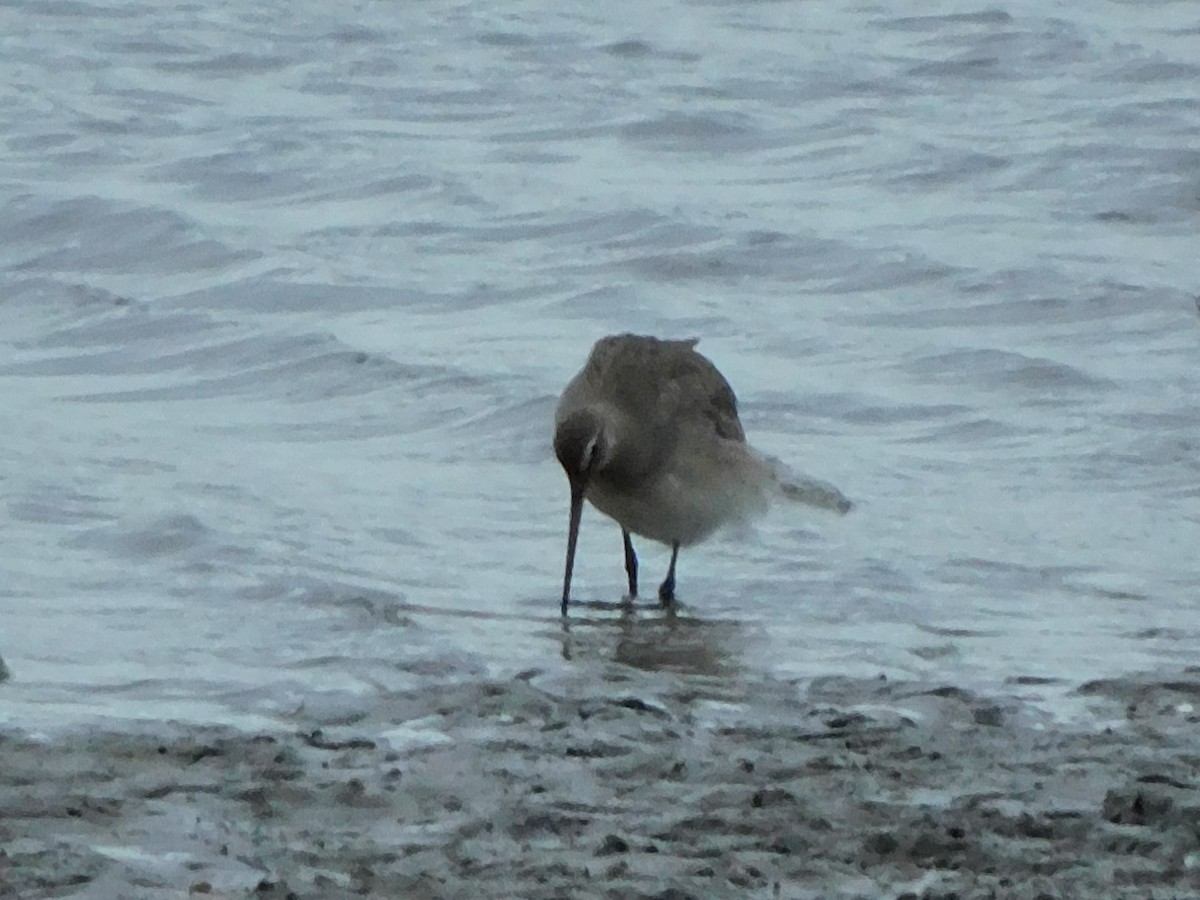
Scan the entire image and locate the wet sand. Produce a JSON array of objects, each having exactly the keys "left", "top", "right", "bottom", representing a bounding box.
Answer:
[{"left": 3, "top": 661, "right": 1199, "bottom": 900}]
